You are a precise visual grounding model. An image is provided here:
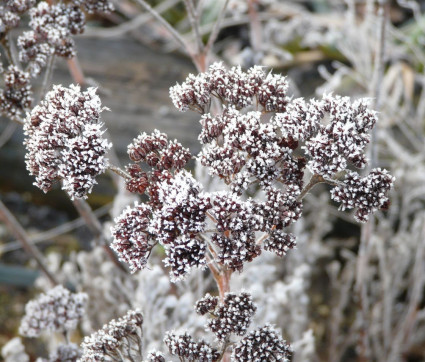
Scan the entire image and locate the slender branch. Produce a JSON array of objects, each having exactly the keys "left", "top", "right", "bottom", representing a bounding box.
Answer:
[
  {"left": 0, "top": 199, "right": 58, "bottom": 286},
  {"left": 40, "top": 55, "right": 56, "bottom": 102},
  {"left": 205, "top": 0, "right": 230, "bottom": 55},
  {"left": 71, "top": 198, "right": 127, "bottom": 272},
  {"left": 108, "top": 164, "right": 131, "bottom": 180},
  {"left": 183, "top": 0, "right": 204, "bottom": 54},
  {"left": 133, "top": 0, "right": 191, "bottom": 54},
  {"left": 67, "top": 57, "right": 86, "bottom": 85},
  {"left": 297, "top": 174, "right": 329, "bottom": 201}
]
